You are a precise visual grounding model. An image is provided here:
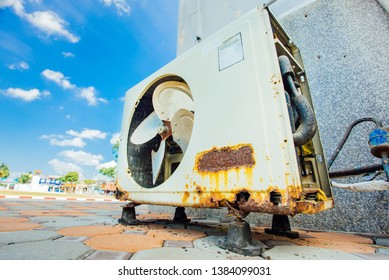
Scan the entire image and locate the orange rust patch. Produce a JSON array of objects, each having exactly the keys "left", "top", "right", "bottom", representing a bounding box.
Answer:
[
  {"left": 57, "top": 225, "right": 123, "bottom": 237},
  {"left": 146, "top": 228, "right": 206, "bottom": 242},
  {"left": 287, "top": 185, "right": 303, "bottom": 199},
  {"left": 195, "top": 144, "right": 255, "bottom": 173},
  {"left": 182, "top": 191, "right": 190, "bottom": 203},
  {"left": 0, "top": 222, "right": 42, "bottom": 232},
  {"left": 115, "top": 181, "right": 130, "bottom": 201},
  {"left": 295, "top": 199, "right": 334, "bottom": 214},
  {"left": 84, "top": 234, "right": 163, "bottom": 253},
  {"left": 195, "top": 186, "right": 203, "bottom": 194},
  {"left": 0, "top": 217, "right": 29, "bottom": 223}
]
